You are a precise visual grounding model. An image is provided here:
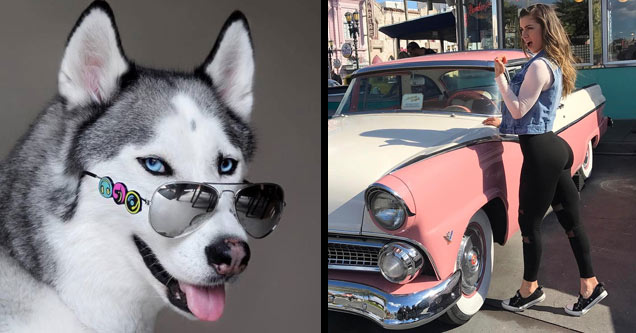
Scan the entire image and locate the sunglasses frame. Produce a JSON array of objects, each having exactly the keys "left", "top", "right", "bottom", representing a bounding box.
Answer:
[
  {"left": 82, "top": 171, "right": 285, "bottom": 239},
  {"left": 149, "top": 180, "right": 285, "bottom": 239}
]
